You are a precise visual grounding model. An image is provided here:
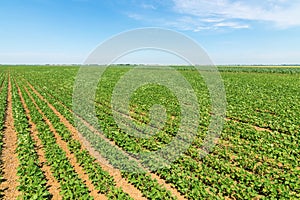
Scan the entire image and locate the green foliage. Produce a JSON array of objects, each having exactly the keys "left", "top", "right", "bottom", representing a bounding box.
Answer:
[
  {"left": 8, "top": 65, "right": 300, "bottom": 199},
  {"left": 0, "top": 73, "right": 8, "bottom": 197},
  {"left": 18, "top": 82, "right": 92, "bottom": 200},
  {"left": 11, "top": 80, "right": 51, "bottom": 199}
]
